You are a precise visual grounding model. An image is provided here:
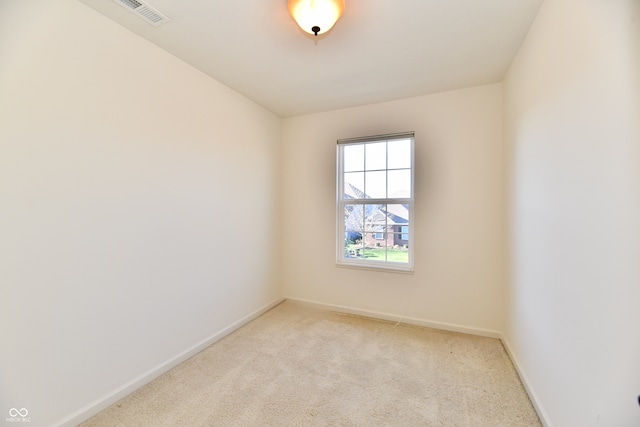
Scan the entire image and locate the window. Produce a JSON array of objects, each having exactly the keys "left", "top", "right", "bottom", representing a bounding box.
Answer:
[
  {"left": 337, "top": 132, "right": 414, "bottom": 271},
  {"left": 400, "top": 226, "right": 409, "bottom": 241}
]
